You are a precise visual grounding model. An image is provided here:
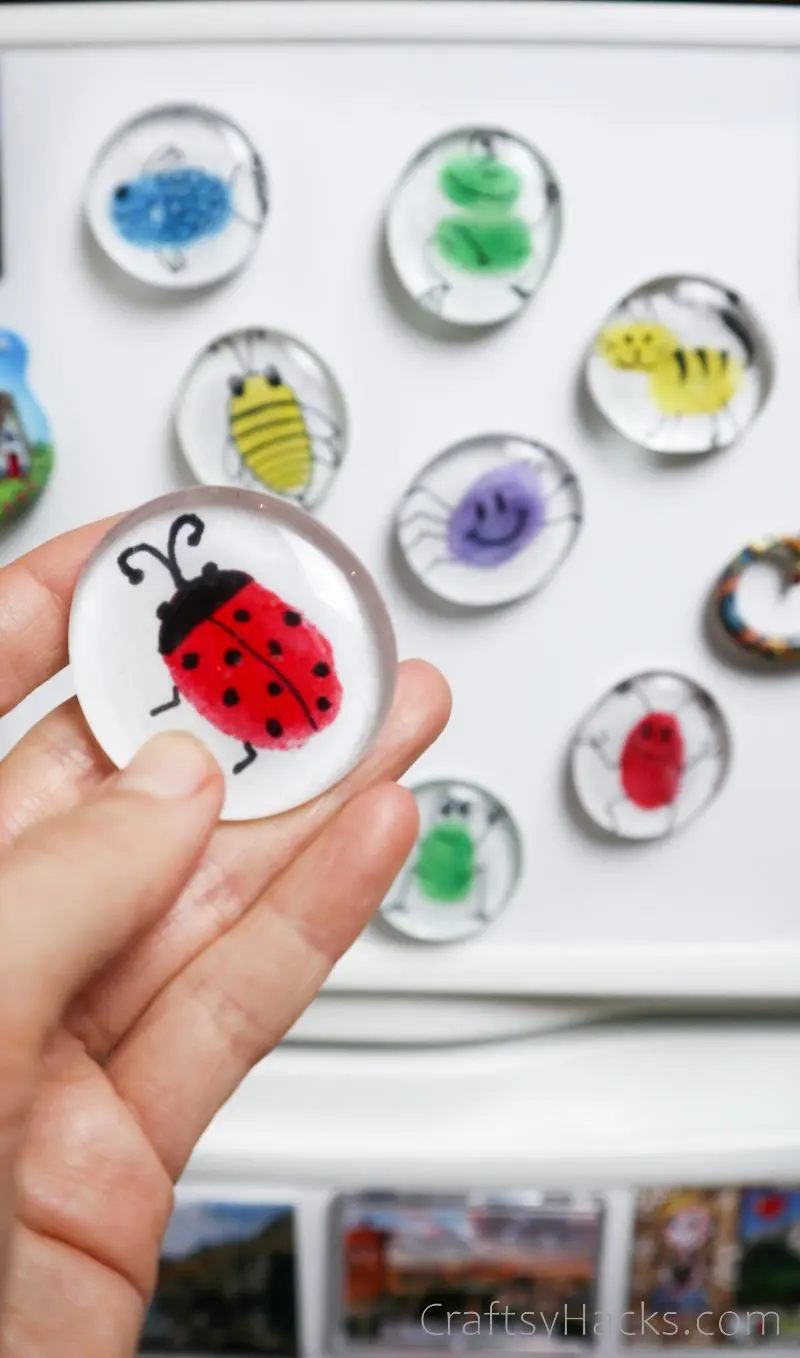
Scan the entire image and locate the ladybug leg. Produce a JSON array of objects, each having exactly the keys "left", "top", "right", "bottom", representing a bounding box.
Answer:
[
  {"left": 150, "top": 685, "right": 181, "bottom": 717},
  {"left": 233, "top": 741, "right": 257, "bottom": 776}
]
